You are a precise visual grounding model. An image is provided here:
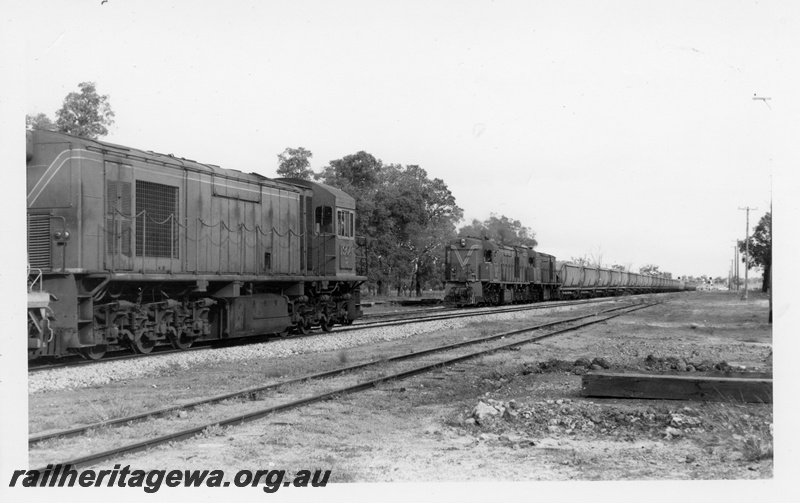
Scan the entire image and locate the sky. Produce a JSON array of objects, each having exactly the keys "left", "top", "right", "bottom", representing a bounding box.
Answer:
[{"left": 17, "top": 0, "right": 793, "bottom": 279}]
